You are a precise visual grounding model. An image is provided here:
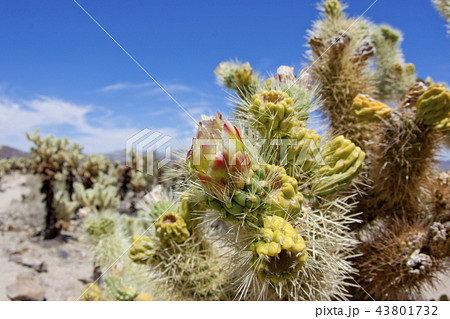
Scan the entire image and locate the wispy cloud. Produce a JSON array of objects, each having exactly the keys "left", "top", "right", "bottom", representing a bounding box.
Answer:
[
  {"left": 99, "top": 82, "right": 154, "bottom": 92},
  {"left": 141, "top": 84, "right": 194, "bottom": 96},
  {"left": 0, "top": 93, "right": 187, "bottom": 153}
]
